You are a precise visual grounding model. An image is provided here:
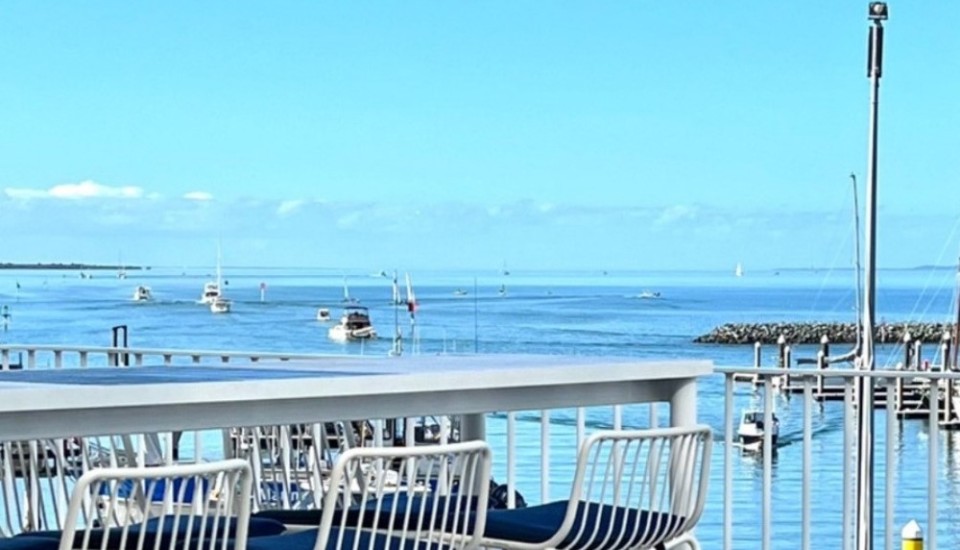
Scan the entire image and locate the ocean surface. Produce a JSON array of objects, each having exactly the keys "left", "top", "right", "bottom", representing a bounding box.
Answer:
[{"left": 2, "top": 265, "right": 960, "bottom": 548}]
